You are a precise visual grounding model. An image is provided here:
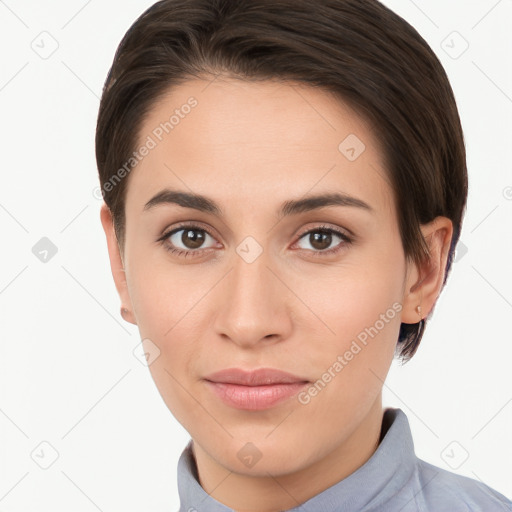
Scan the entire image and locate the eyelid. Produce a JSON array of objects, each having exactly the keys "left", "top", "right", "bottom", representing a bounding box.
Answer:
[
  {"left": 158, "top": 221, "right": 354, "bottom": 256},
  {"left": 158, "top": 221, "right": 220, "bottom": 248},
  {"left": 160, "top": 220, "right": 218, "bottom": 240},
  {"left": 291, "top": 223, "right": 353, "bottom": 255},
  {"left": 295, "top": 222, "right": 352, "bottom": 240},
  {"left": 159, "top": 222, "right": 350, "bottom": 242}
]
